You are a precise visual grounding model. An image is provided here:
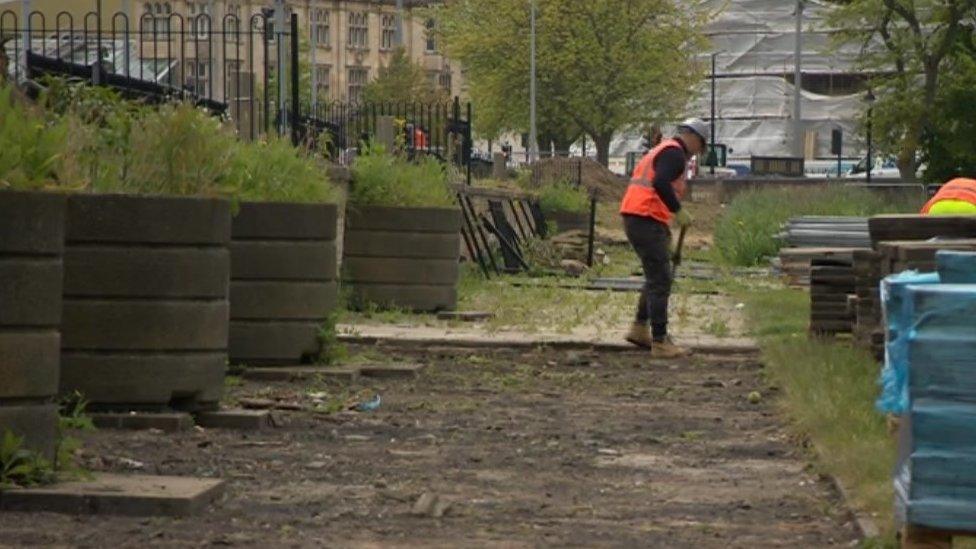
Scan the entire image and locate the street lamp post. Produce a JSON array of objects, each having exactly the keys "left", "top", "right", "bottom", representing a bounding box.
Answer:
[
  {"left": 865, "top": 89, "right": 875, "bottom": 184},
  {"left": 528, "top": 0, "right": 538, "bottom": 163},
  {"left": 710, "top": 51, "right": 717, "bottom": 175}
]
